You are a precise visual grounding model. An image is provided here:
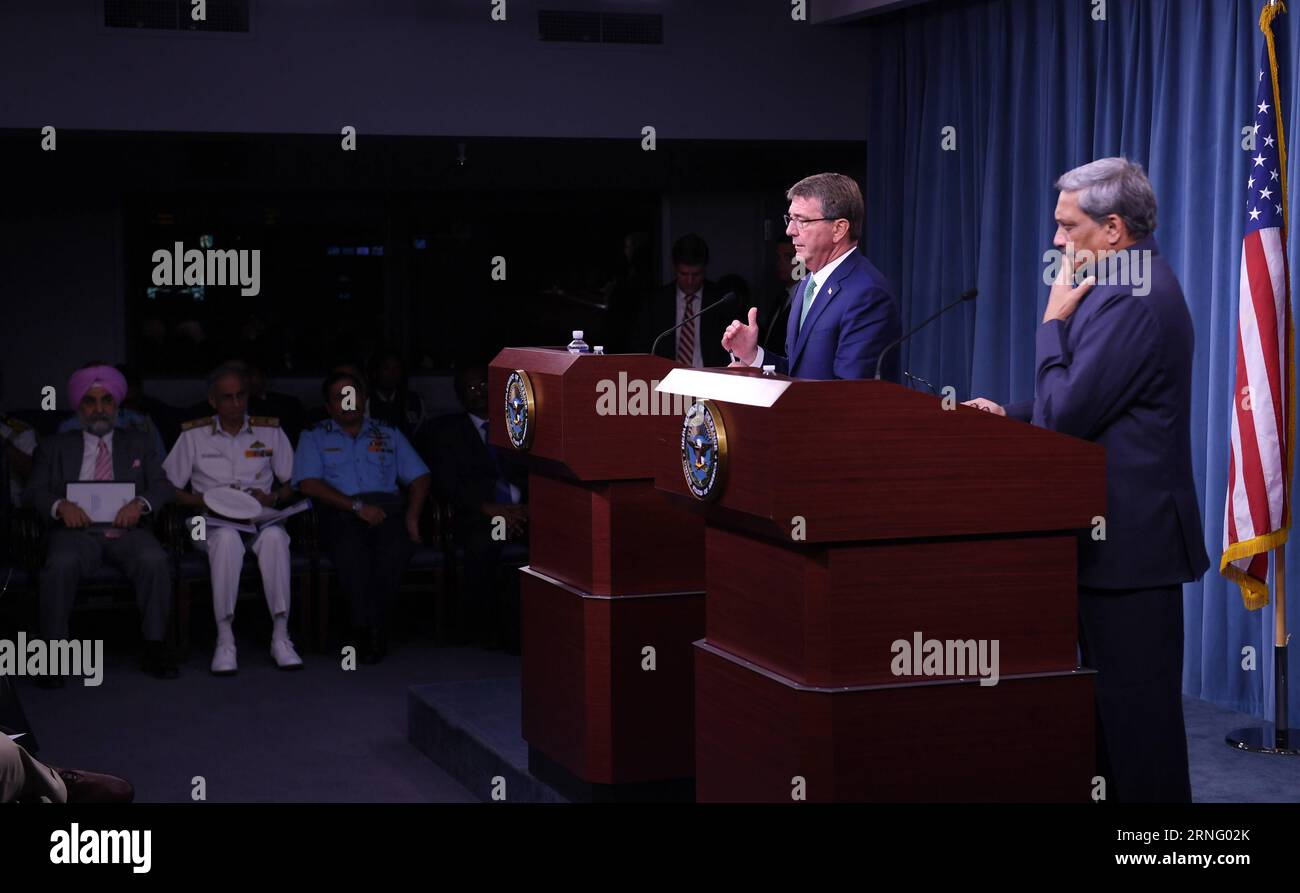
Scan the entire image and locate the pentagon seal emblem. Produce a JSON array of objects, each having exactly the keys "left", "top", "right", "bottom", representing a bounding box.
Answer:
[
  {"left": 504, "top": 370, "right": 537, "bottom": 450},
  {"left": 681, "top": 400, "right": 728, "bottom": 500}
]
